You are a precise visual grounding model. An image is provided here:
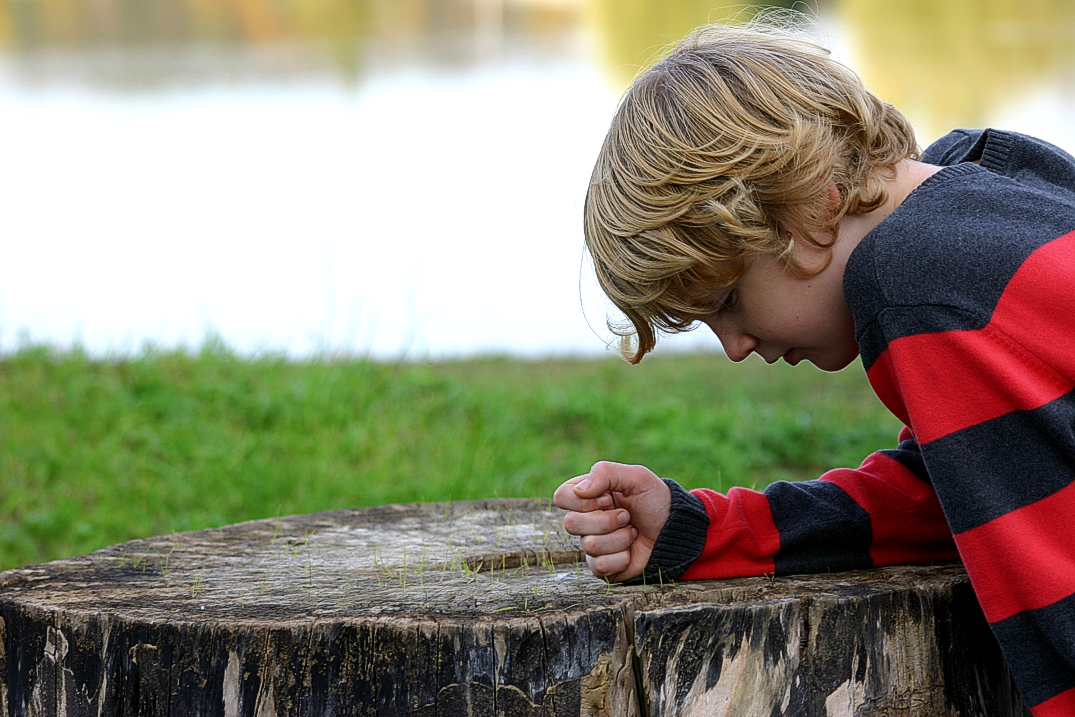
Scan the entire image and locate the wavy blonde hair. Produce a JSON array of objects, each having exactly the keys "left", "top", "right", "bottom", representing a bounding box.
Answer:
[{"left": 587, "top": 20, "right": 919, "bottom": 363}]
